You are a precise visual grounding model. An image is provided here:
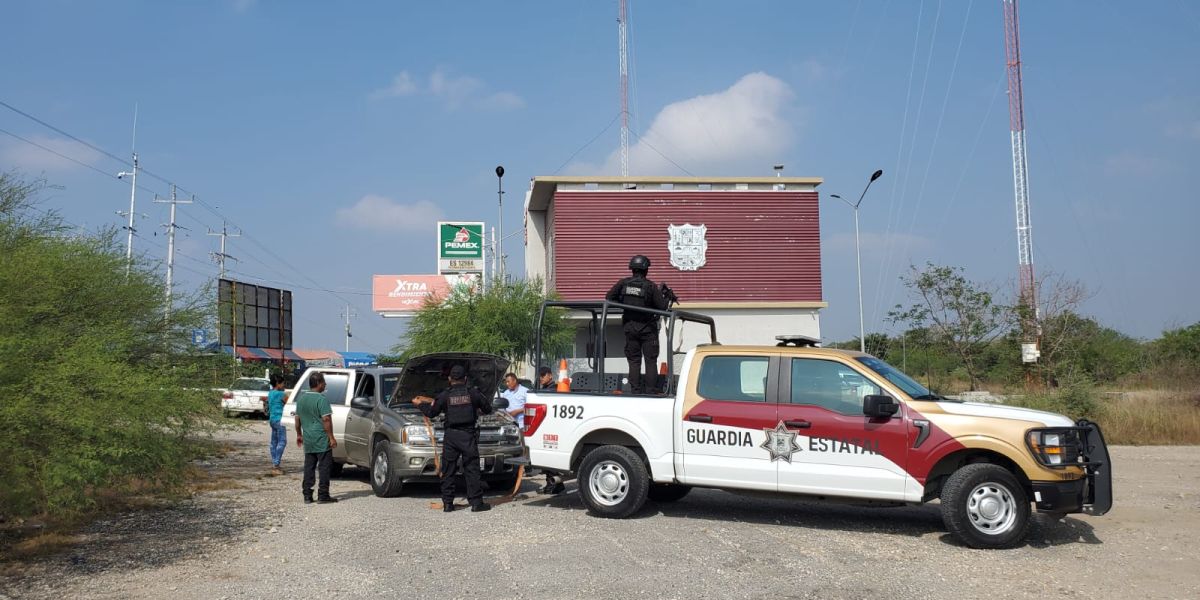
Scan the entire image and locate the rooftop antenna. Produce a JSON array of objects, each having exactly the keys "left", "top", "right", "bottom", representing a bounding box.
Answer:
[{"left": 116, "top": 103, "right": 139, "bottom": 277}]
